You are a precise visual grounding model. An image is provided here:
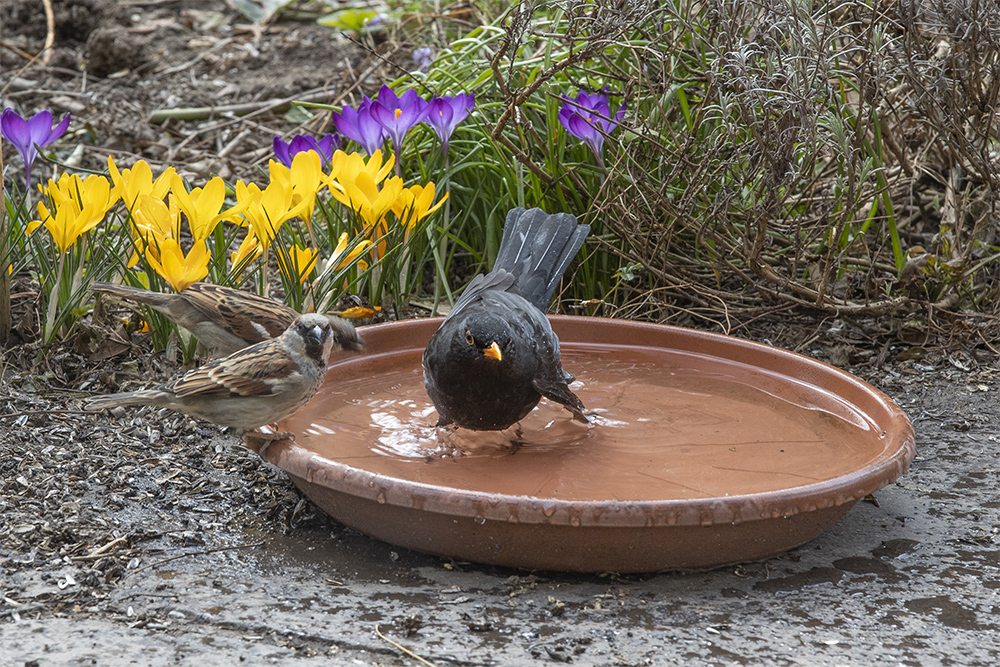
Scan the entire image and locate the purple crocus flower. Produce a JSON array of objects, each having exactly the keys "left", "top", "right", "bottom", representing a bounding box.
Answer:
[
  {"left": 424, "top": 93, "right": 475, "bottom": 158},
  {"left": 273, "top": 133, "right": 340, "bottom": 168},
  {"left": 413, "top": 47, "right": 434, "bottom": 73},
  {"left": 0, "top": 108, "right": 71, "bottom": 187},
  {"left": 369, "top": 85, "right": 430, "bottom": 153},
  {"left": 331, "top": 97, "right": 387, "bottom": 156},
  {"left": 558, "top": 90, "right": 626, "bottom": 165}
]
